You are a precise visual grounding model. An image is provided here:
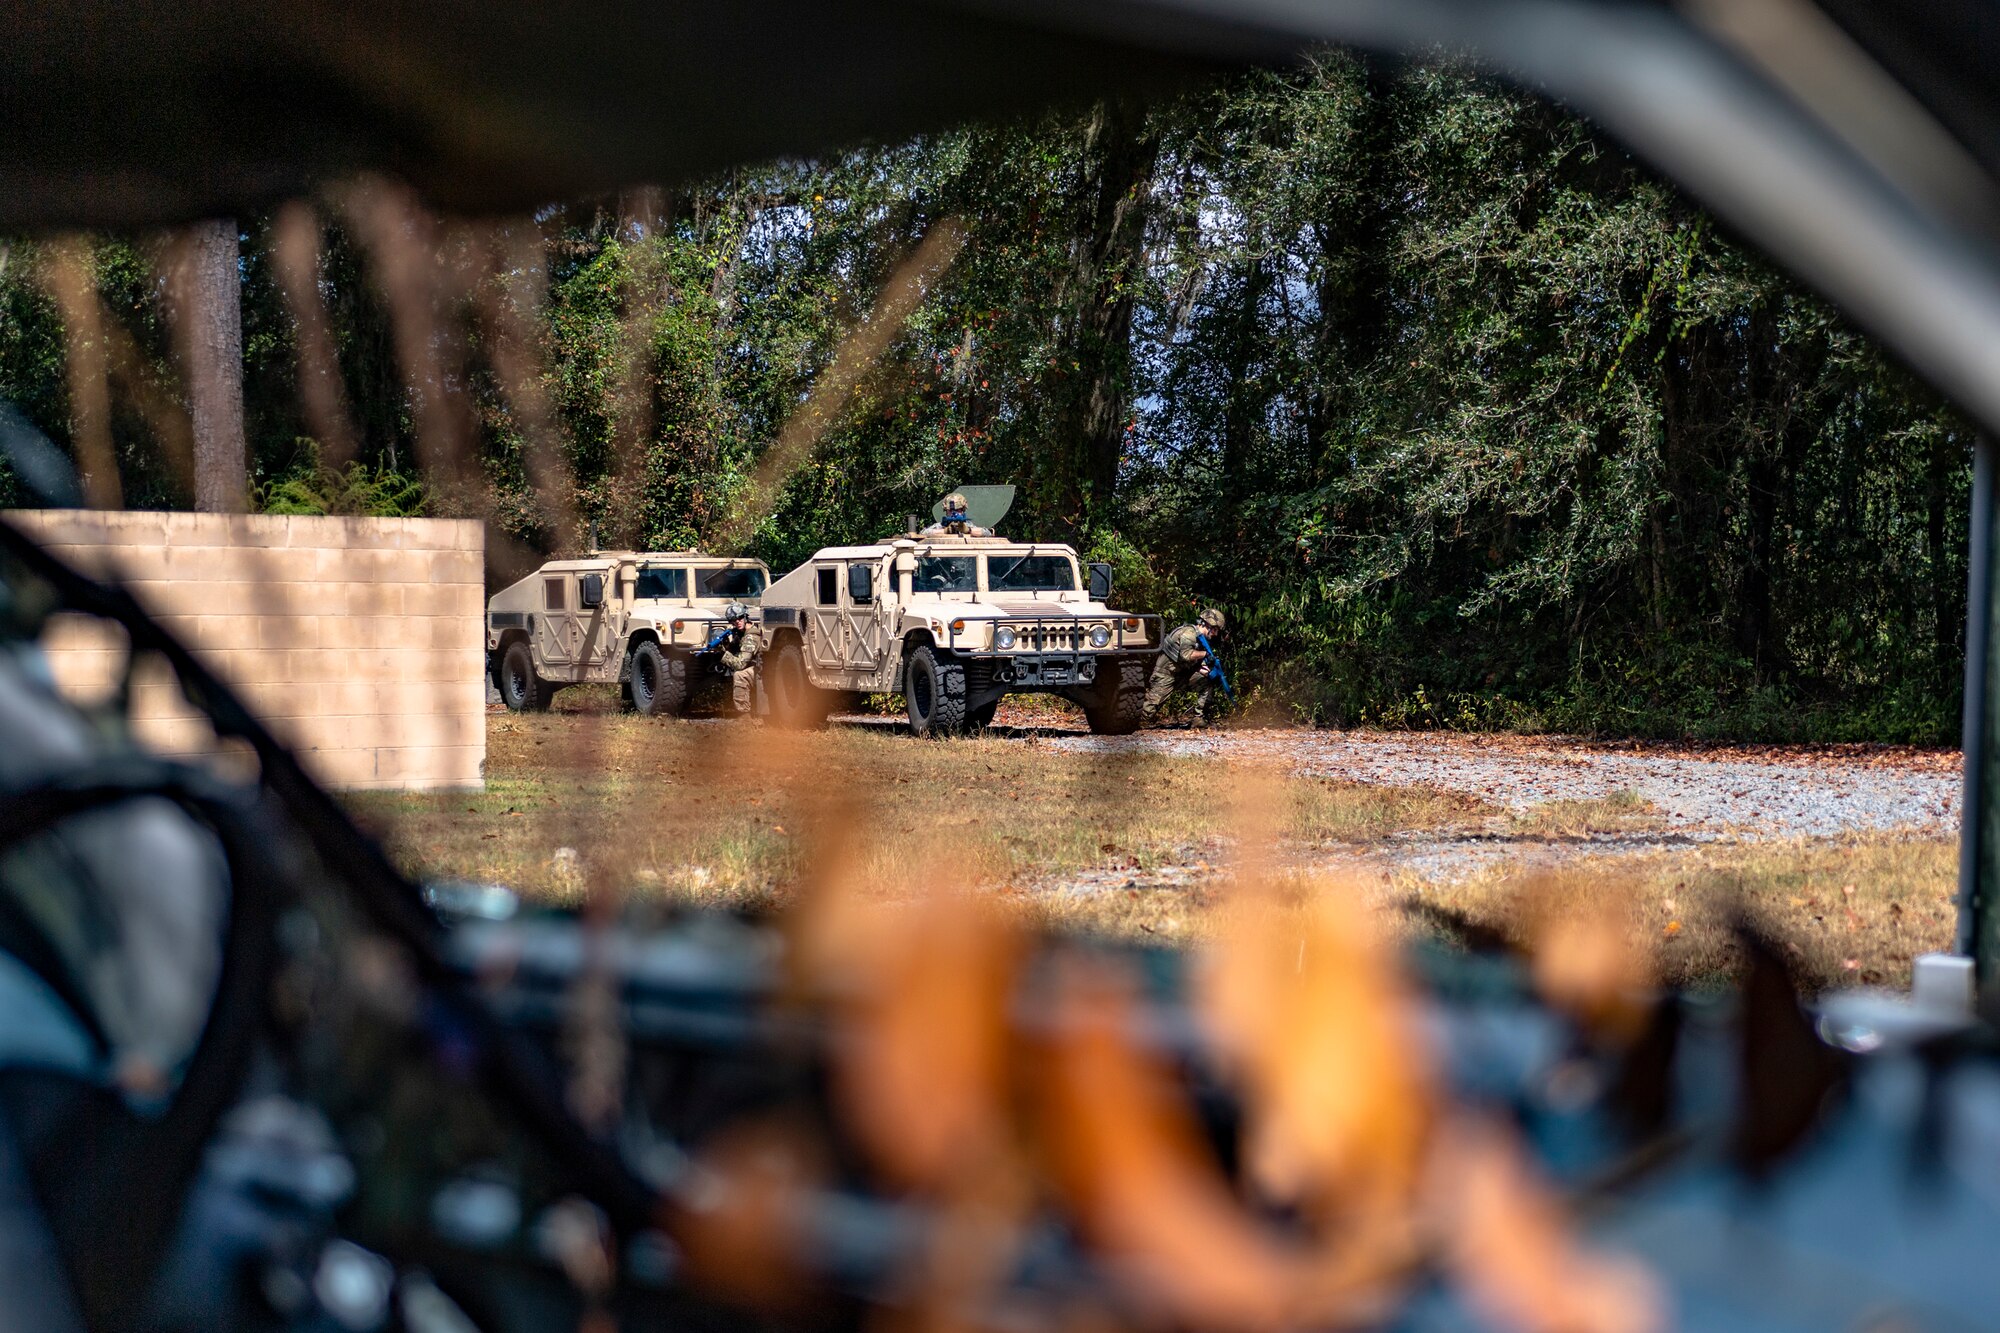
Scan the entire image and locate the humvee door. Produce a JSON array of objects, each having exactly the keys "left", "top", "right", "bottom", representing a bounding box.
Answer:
[{"left": 535, "top": 573, "right": 576, "bottom": 668}]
